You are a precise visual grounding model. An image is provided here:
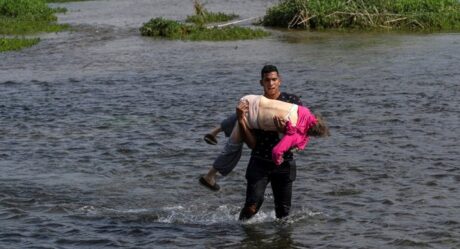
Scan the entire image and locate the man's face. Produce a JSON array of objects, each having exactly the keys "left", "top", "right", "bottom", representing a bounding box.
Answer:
[{"left": 260, "top": 71, "right": 281, "bottom": 98}]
